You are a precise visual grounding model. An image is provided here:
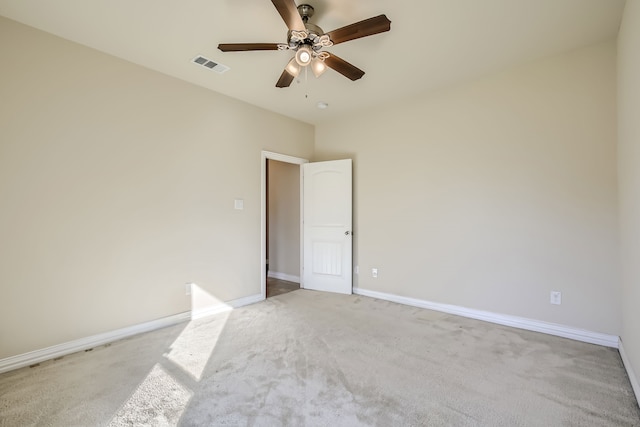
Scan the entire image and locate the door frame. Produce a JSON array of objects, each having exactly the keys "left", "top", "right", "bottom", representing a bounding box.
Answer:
[{"left": 260, "top": 151, "right": 309, "bottom": 300}]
